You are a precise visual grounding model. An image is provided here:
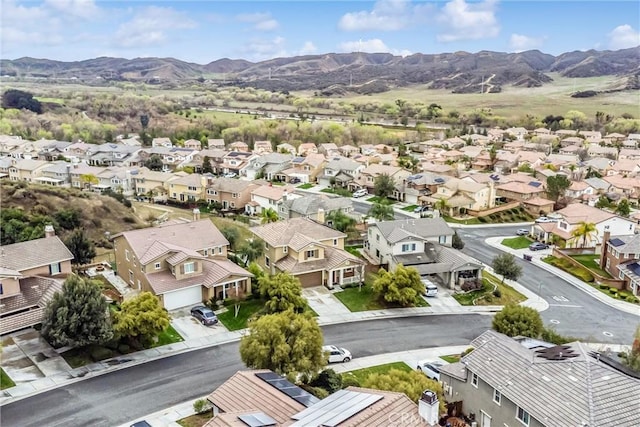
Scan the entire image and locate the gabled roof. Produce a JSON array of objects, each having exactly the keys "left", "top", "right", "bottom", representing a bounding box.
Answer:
[
  {"left": 606, "top": 234, "right": 640, "bottom": 254},
  {"left": 208, "top": 177, "right": 258, "bottom": 193},
  {"left": 0, "top": 236, "right": 74, "bottom": 271},
  {"left": 282, "top": 194, "right": 352, "bottom": 216},
  {"left": 251, "top": 218, "right": 345, "bottom": 247},
  {"left": 555, "top": 203, "right": 618, "bottom": 225},
  {"left": 372, "top": 218, "right": 454, "bottom": 244},
  {"left": 275, "top": 244, "right": 364, "bottom": 274}
]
